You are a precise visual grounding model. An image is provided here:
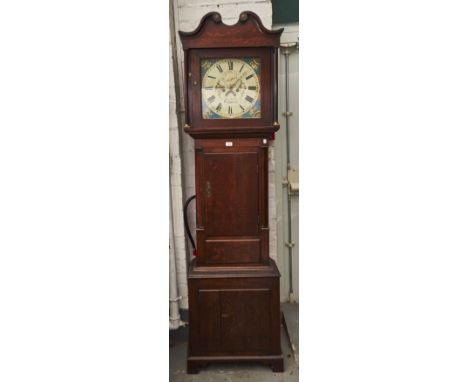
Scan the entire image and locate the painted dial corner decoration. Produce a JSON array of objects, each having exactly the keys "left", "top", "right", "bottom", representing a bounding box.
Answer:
[{"left": 201, "top": 57, "right": 261, "bottom": 119}]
